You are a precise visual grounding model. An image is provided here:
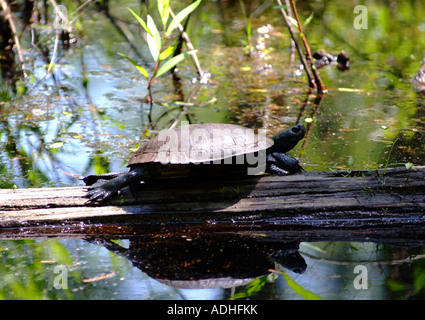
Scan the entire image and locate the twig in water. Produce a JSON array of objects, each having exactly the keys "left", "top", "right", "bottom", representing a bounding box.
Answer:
[{"left": 47, "top": 31, "right": 60, "bottom": 74}]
